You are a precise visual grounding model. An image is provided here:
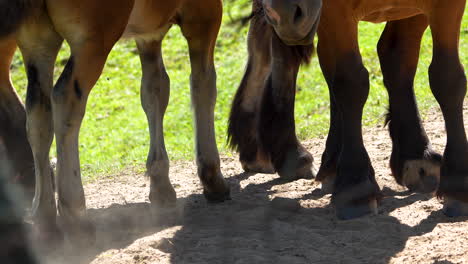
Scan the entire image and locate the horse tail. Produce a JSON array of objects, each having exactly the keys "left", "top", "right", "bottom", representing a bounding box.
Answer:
[{"left": 0, "top": 0, "right": 41, "bottom": 38}]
